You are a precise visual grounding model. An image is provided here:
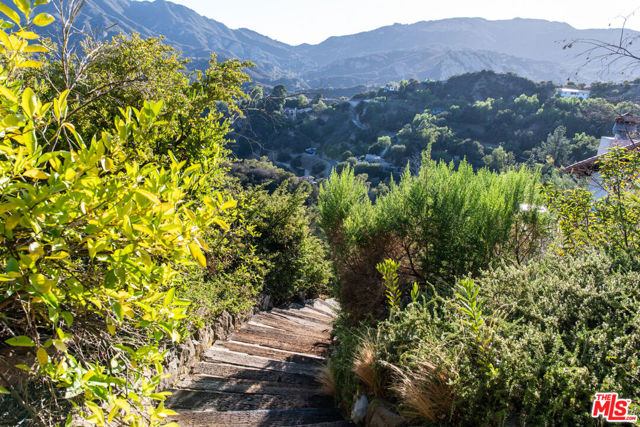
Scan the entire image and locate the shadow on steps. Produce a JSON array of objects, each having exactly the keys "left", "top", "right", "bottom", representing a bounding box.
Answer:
[{"left": 165, "top": 298, "right": 351, "bottom": 426}]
